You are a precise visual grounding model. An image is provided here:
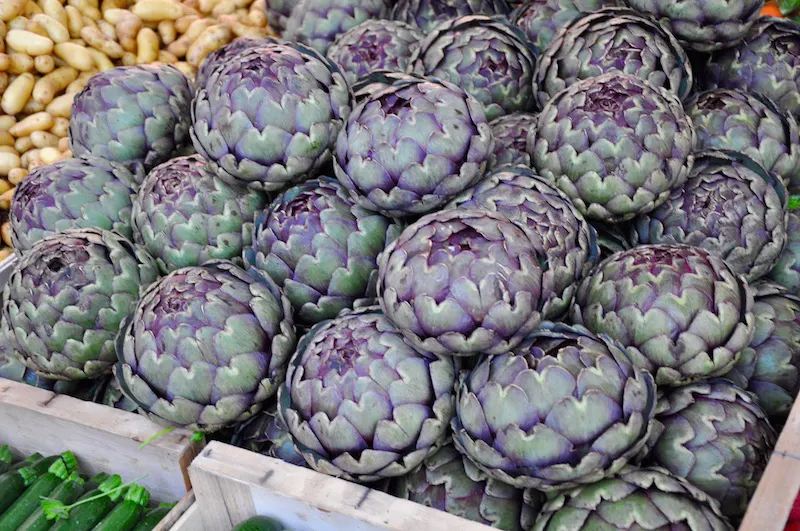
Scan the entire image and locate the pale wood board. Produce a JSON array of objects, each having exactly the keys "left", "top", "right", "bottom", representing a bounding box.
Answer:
[
  {"left": 189, "top": 441, "right": 497, "bottom": 531},
  {"left": 155, "top": 491, "right": 198, "bottom": 531},
  {"left": 740, "top": 392, "right": 800, "bottom": 531},
  {"left": 167, "top": 500, "right": 204, "bottom": 531},
  {"left": 0, "top": 377, "right": 202, "bottom": 503}
]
